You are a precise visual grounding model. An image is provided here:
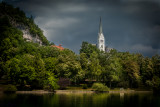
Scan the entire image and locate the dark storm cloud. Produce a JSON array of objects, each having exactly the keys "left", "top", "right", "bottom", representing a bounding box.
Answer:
[{"left": 4, "top": 0, "right": 160, "bottom": 56}]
